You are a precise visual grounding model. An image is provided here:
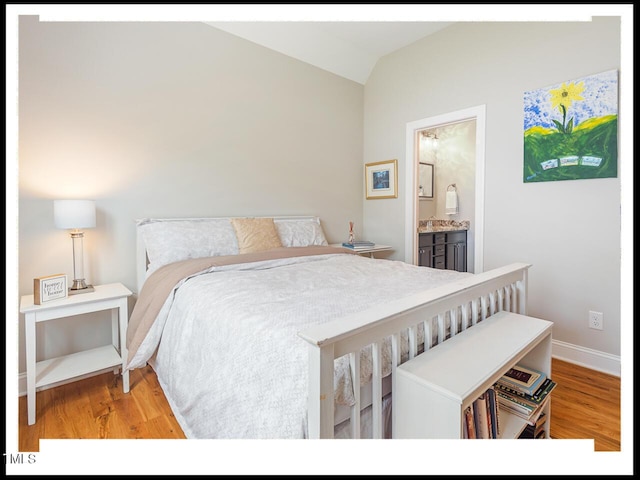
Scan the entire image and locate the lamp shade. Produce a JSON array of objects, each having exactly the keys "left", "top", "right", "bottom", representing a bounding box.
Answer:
[{"left": 53, "top": 200, "right": 96, "bottom": 229}]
